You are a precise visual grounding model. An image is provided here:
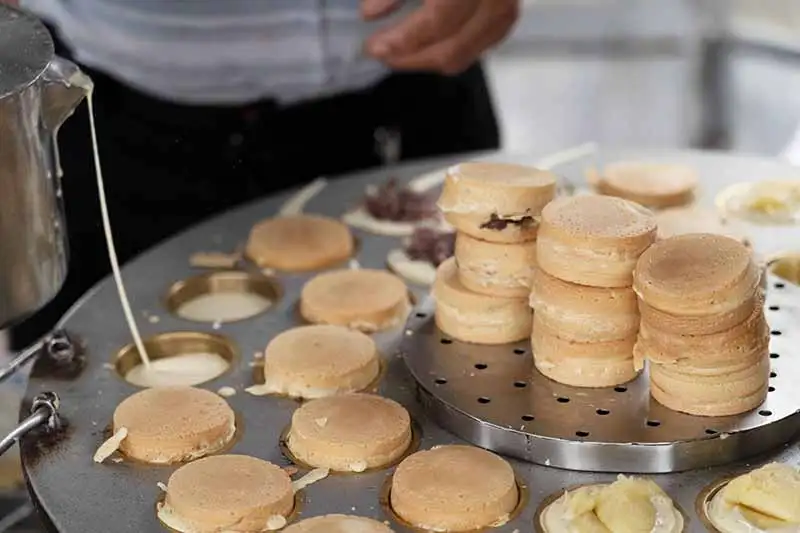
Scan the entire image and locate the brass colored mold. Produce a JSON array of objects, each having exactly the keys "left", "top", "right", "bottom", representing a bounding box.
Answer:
[
  {"left": 114, "top": 331, "right": 238, "bottom": 386},
  {"left": 165, "top": 270, "right": 282, "bottom": 323},
  {"left": 251, "top": 355, "right": 386, "bottom": 398},
  {"left": 379, "top": 471, "right": 529, "bottom": 532},
  {"left": 279, "top": 418, "right": 422, "bottom": 475},
  {"left": 156, "top": 485, "right": 304, "bottom": 532}
]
